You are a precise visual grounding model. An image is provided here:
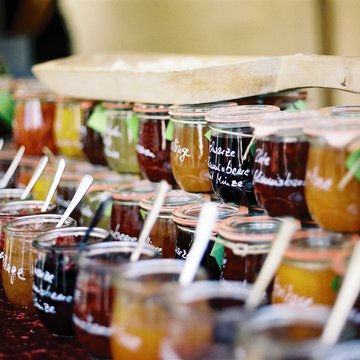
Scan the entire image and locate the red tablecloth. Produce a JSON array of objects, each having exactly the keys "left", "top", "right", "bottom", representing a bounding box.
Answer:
[{"left": 0, "top": 287, "right": 91, "bottom": 360}]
